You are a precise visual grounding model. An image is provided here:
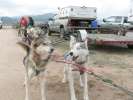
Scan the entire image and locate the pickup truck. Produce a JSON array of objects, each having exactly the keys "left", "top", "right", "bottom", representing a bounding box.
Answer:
[
  {"left": 98, "top": 16, "right": 133, "bottom": 35},
  {"left": 47, "top": 6, "right": 97, "bottom": 38}
]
